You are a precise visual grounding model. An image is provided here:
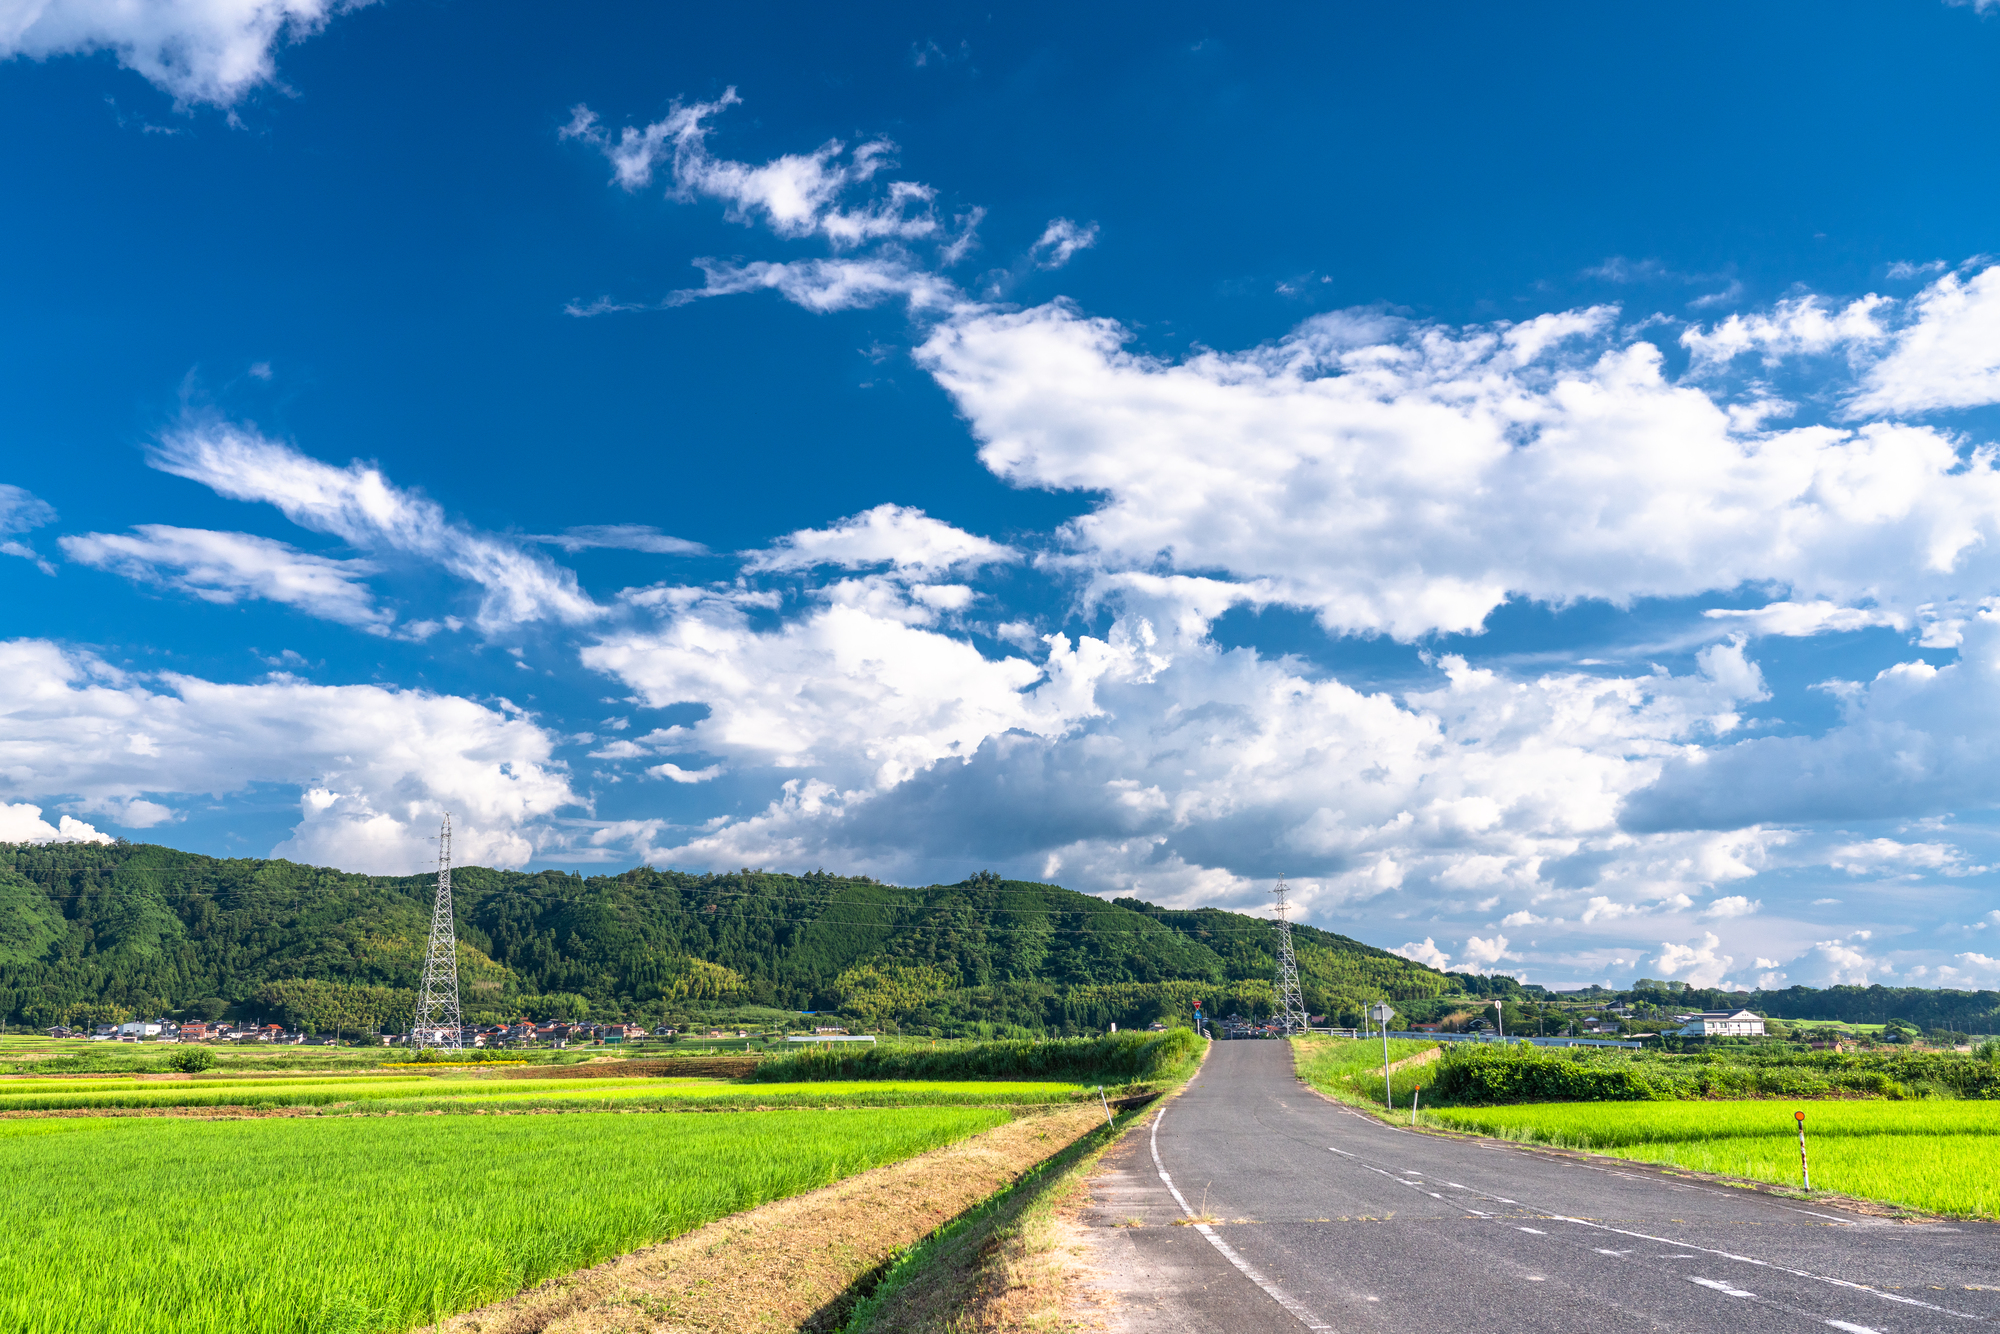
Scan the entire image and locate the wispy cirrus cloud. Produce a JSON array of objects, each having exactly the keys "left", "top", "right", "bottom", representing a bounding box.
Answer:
[
  {"left": 61, "top": 525, "right": 393, "bottom": 632},
  {"left": 532, "top": 525, "right": 709, "bottom": 556},
  {"left": 0, "top": 484, "right": 57, "bottom": 574},
  {"left": 562, "top": 89, "right": 945, "bottom": 247},
  {"left": 147, "top": 418, "right": 601, "bottom": 632}
]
